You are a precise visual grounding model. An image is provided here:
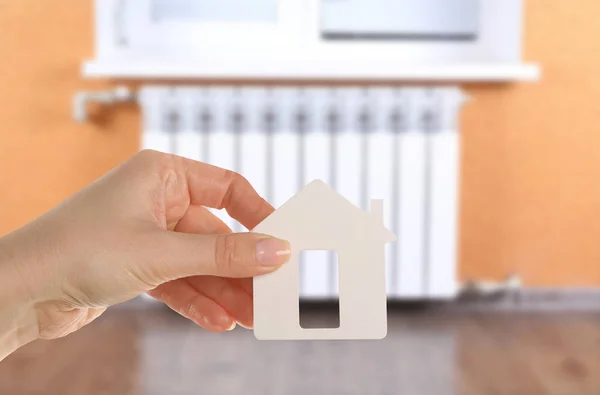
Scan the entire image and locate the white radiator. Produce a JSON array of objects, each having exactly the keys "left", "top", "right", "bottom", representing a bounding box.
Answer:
[{"left": 138, "top": 86, "right": 466, "bottom": 300}]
